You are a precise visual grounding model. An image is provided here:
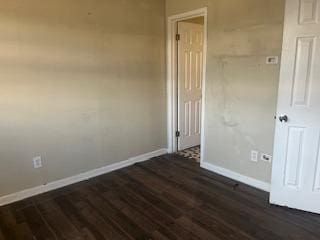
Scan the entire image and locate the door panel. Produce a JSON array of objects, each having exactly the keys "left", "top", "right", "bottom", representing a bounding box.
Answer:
[
  {"left": 183, "top": 101, "right": 191, "bottom": 137},
  {"left": 284, "top": 127, "right": 305, "bottom": 189},
  {"left": 291, "top": 37, "right": 315, "bottom": 106},
  {"left": 314, "top": 140, "right": 320, "bottom": 191},
  {"left": 299, "top": 0, "right": 318, "bottom": 24},
  {"left": 270, "top": 0, "right": 320, "bottom": 214},
  {"left": 194, "top": 99, "right": 201, "bottom": 135},
  {"left": 177, "top": 22, "right": 203, "bottom": 151},
  {"left": 195, "top": 51, "right": 203, "bottom": 89}
]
